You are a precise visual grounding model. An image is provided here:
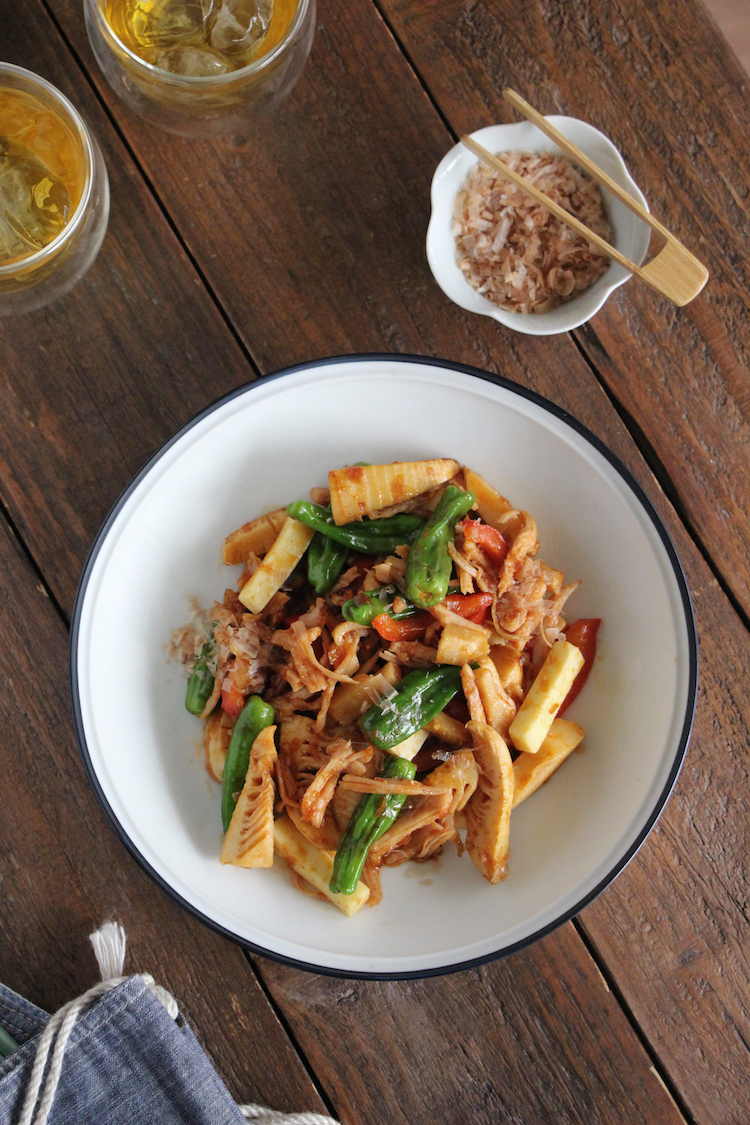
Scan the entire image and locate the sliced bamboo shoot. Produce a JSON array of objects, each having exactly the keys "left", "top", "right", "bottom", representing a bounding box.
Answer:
[
  {"left": 474, "top": 656, "right": 517, "bottom": 739},
  {"left": 436, "top": 621, "right": 490, "bottom": 665},
  {"left": 273, "top": 814, "right": 370, "bottom": 916},
  {"left": 220, "top": 725, "right": 277, "bottom": 868},
  {"left": 223, "top": 508, "right": 288, "bottom": 565},
  {"left": 385, "top": 728, "right": 429, "bottom": 761},
  {"left": 463, "top": 468, "right": 513, "bottom": 529},
  {"left": 423, "top": 749, "right": 479, "bottom": 813},
  {"left": 508, "top": 641, "right": 584, "bottom": 755},
  {"left": 328, "top": 665, "right": 401, "bottom": 725},
  {"left": 286, "top": 804, "right": 341, "bottom": 852},
  {"left": 203, "top": 707, "right": 234, "bottom": 783},
  {"left": 488, "top": 643, "right": 524, "bottom": 690},
  {"left": 513, "top": 719, "right": 584, "bottom": 807},
  {"left": 329, "top": 458, "right": 459, "bottom": 524},
  {"left": 425, "top": 709, "right": 467, "bottom": 747},
  {"left": 238, "top": 516, "right": 314, "bottom": 613},
  {"left": 464, "top": 720, "right": 514, "bottom": 883}
]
